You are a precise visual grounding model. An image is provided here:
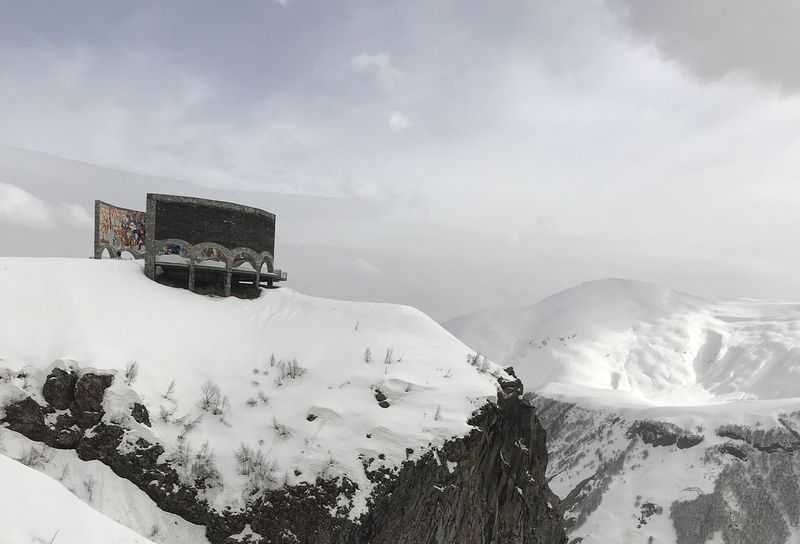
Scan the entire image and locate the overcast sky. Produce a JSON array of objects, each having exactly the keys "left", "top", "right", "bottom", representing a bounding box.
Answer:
[{"left": 2, "top": 0, "right": 800, "bottom": 320}]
